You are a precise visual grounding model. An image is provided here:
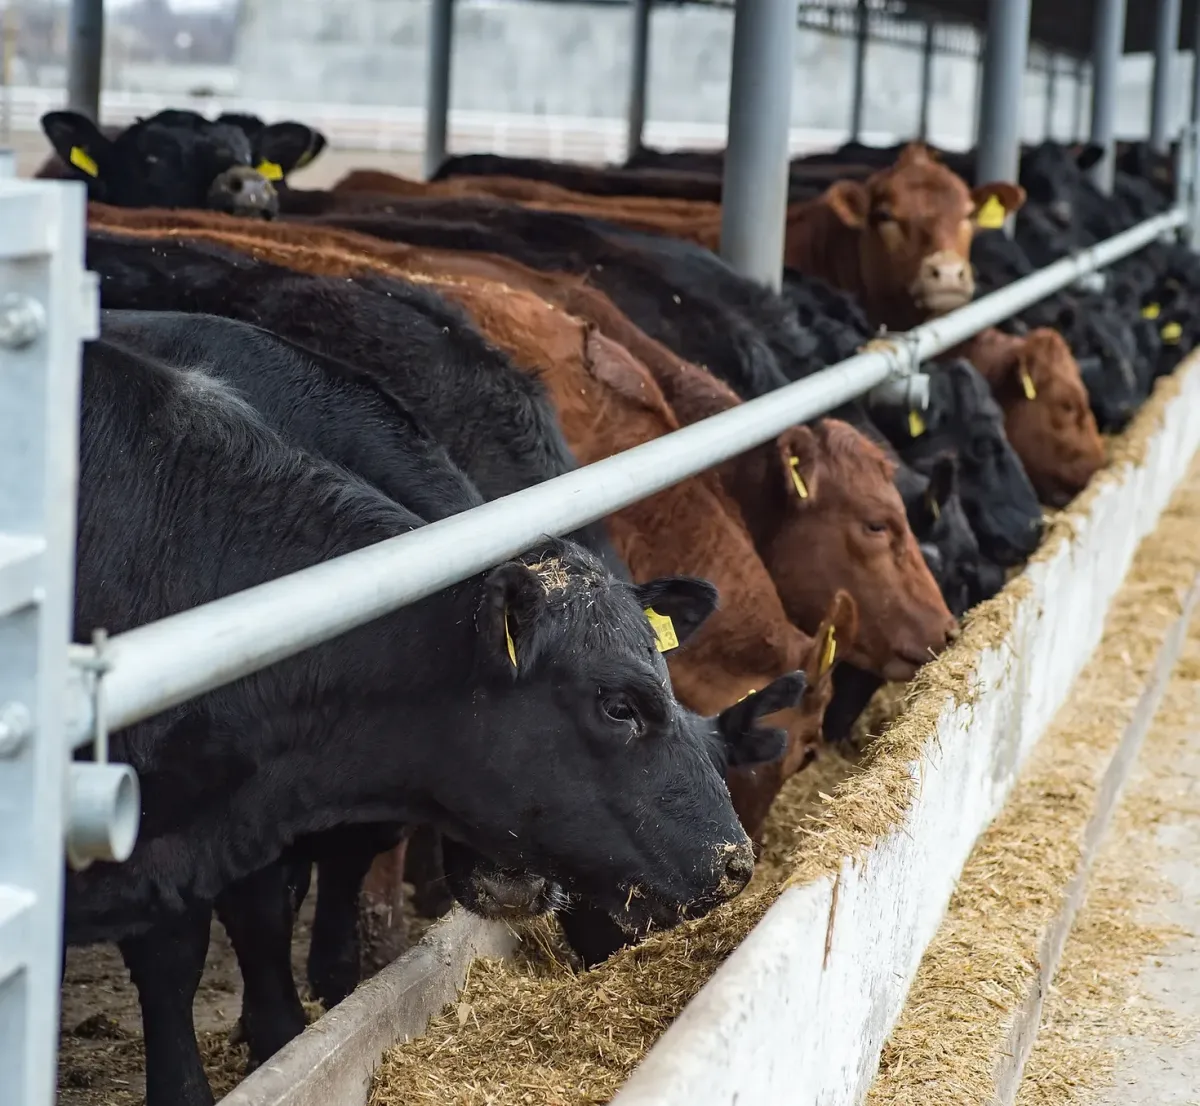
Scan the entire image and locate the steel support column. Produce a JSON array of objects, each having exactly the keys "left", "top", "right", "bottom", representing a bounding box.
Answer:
[
  {"left": 719, "top": 0, "right": 798, "bottom": 290},
  {"left": 918, "top": 21, "right": 935, "bottom": 142},
  {"left": 1150, "top": 0, "right": 1182, "bottom": 153},
  {"left": 626, "top": 0, "right": 652, "bottom": 162},
  {"left": 1193, "top": 0, "right": 1200, "bottom": 123},
  {"left": 1044, "top": 55, "right": 1058, "bottom": 139},
  {"left": 66, "top": 0, "right": 103, "bottom": 121},
  {"left": 424, "top": 0, "right": 454, "bottom": 180},
  {"left": 849, "top": 0, "right": 869, "bottom": 141},
  {"left": 976, "top": 0, "right": 1032, "bottom": 204},
  {"left": 1074, "top": 58, "right": 1087, "bottom": 140},
  {"left": 1090, "top": 0, "right": 1126, "bottom": 189}
]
